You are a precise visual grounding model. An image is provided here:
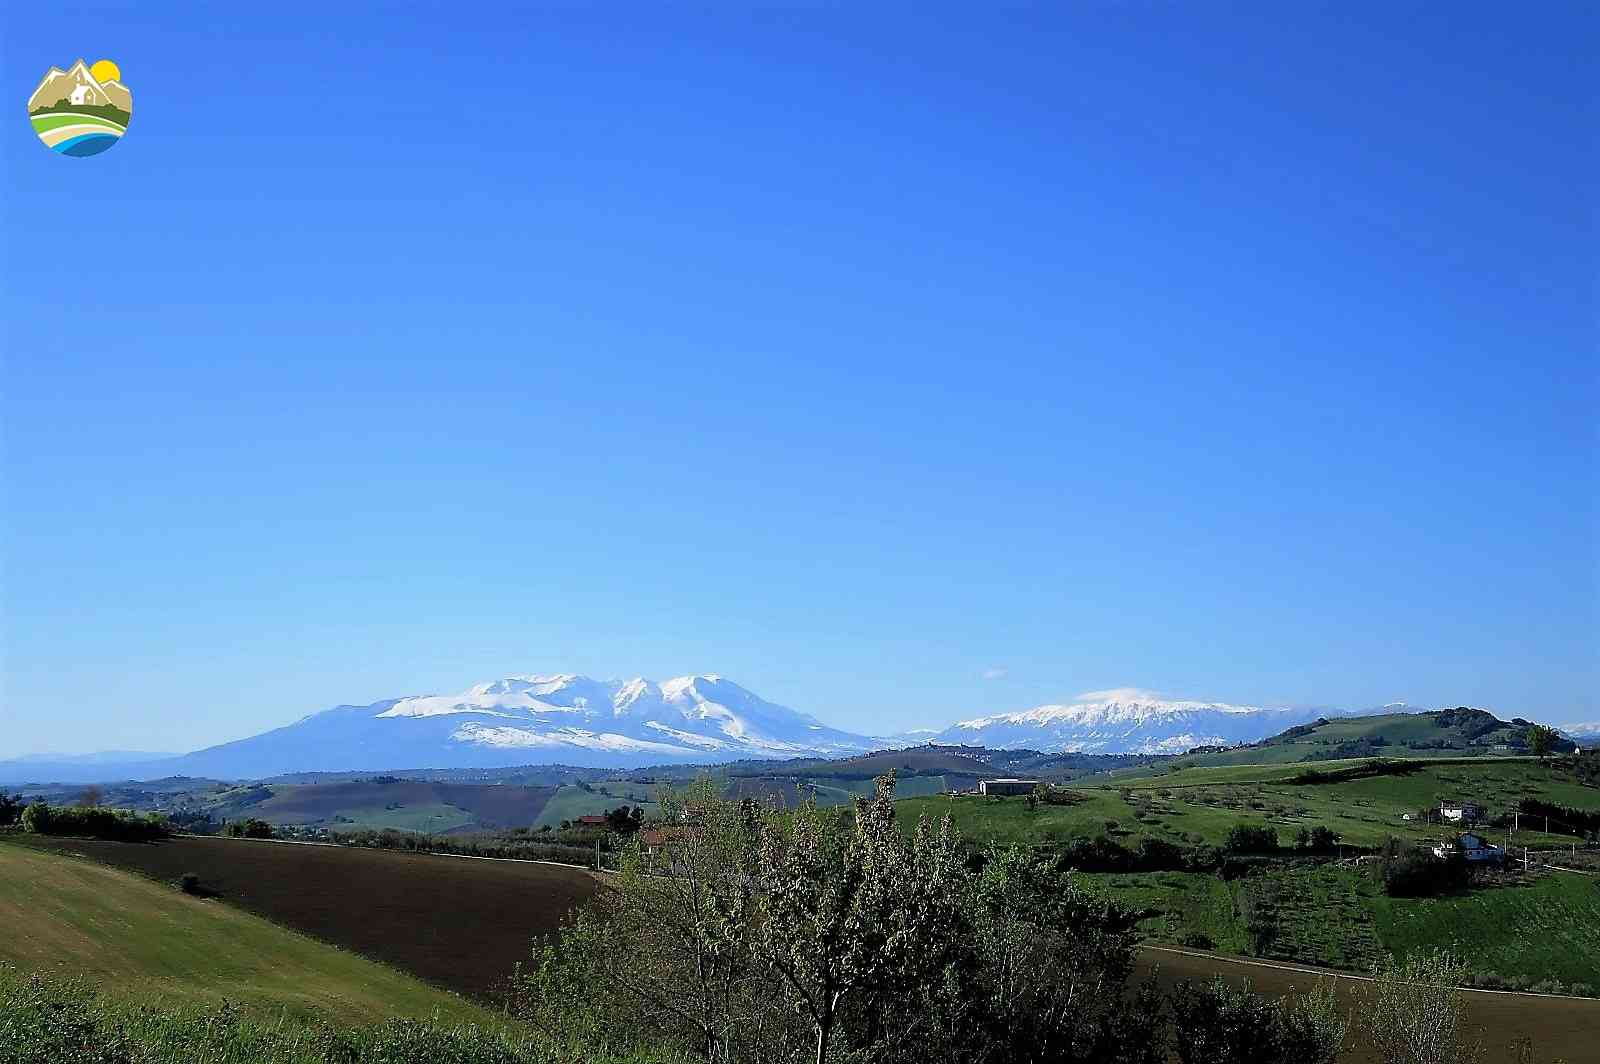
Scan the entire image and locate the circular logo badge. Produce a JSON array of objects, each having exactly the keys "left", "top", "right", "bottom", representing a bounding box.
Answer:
[{"left": 28, "top": 58, "right": 132, "bottom": 157}]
